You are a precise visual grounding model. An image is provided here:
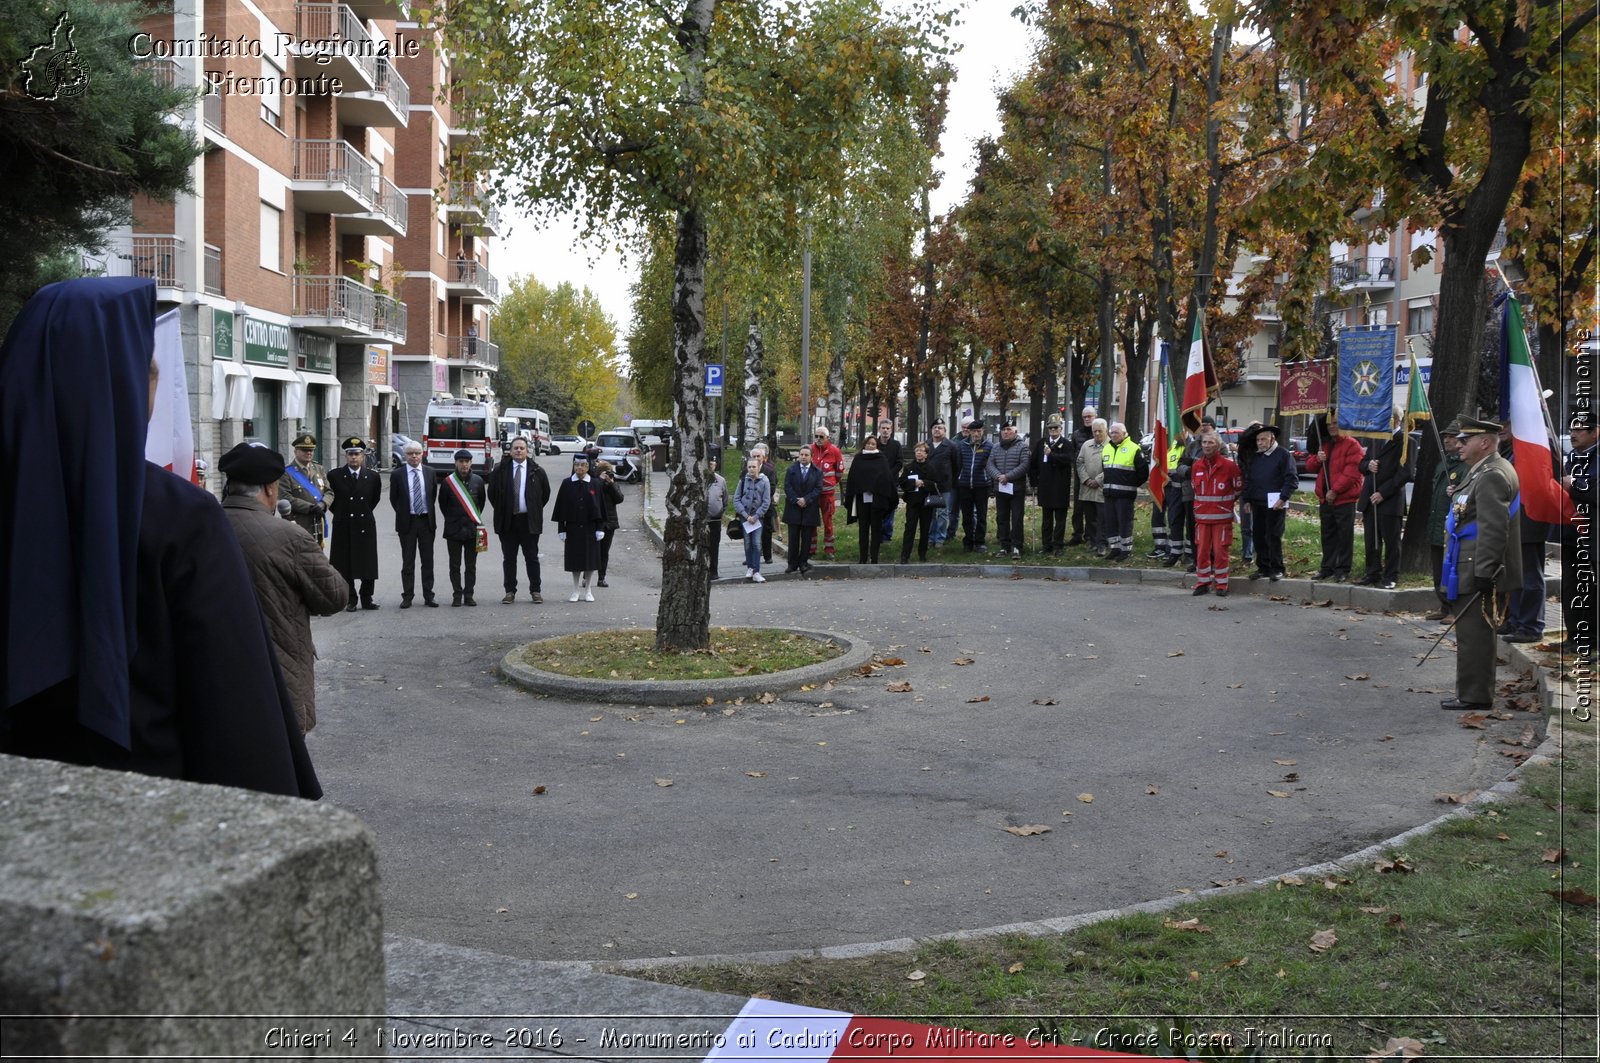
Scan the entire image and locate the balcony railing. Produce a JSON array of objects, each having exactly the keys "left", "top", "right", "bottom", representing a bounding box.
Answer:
[
  {"left": 204, "top": 244, "right": 223, "bottom": 295},
  {"left": 294, "top": 2, "right": 378, "bottom": 86},
  {"left": 293, "top": 274, "right": 407, "bottom": 341},
  {"left": 371, "top": 174, "right": 408, "bottom": 234},
  {"left": 446, "top": 334, "right": 500, "bottom": 370},
  {"left": 374, "top": 58, "right": 409, "bottom": 115},
  {"left": 293, "top": 138, "right": 376, "bottom": 206},
  {"left": 1329, "top": 255, "right": 1396, "bottom": 289},
  {"left": 129, "top": 235, "right": 181, "bottom": 288},
  {"left": 203, "top": 86, "right": 222, "bottom": 130},
  {"left": 138, "top": 55, "right": 181, "bottom": 90},
  {"left": 447, "top": 260, "right": 500, "bottom": 301}
]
